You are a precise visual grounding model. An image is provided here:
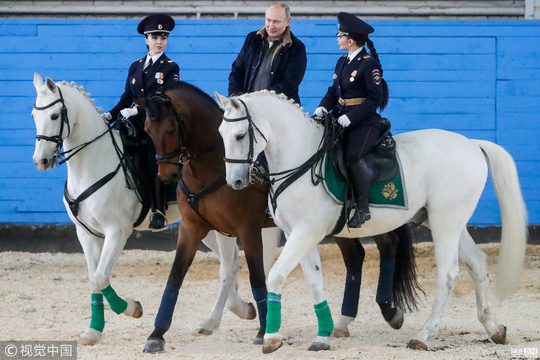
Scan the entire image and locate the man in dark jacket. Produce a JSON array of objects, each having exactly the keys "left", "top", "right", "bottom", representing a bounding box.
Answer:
[{"left": 228, "top": 2, "right": 306, "bottom": 104}]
